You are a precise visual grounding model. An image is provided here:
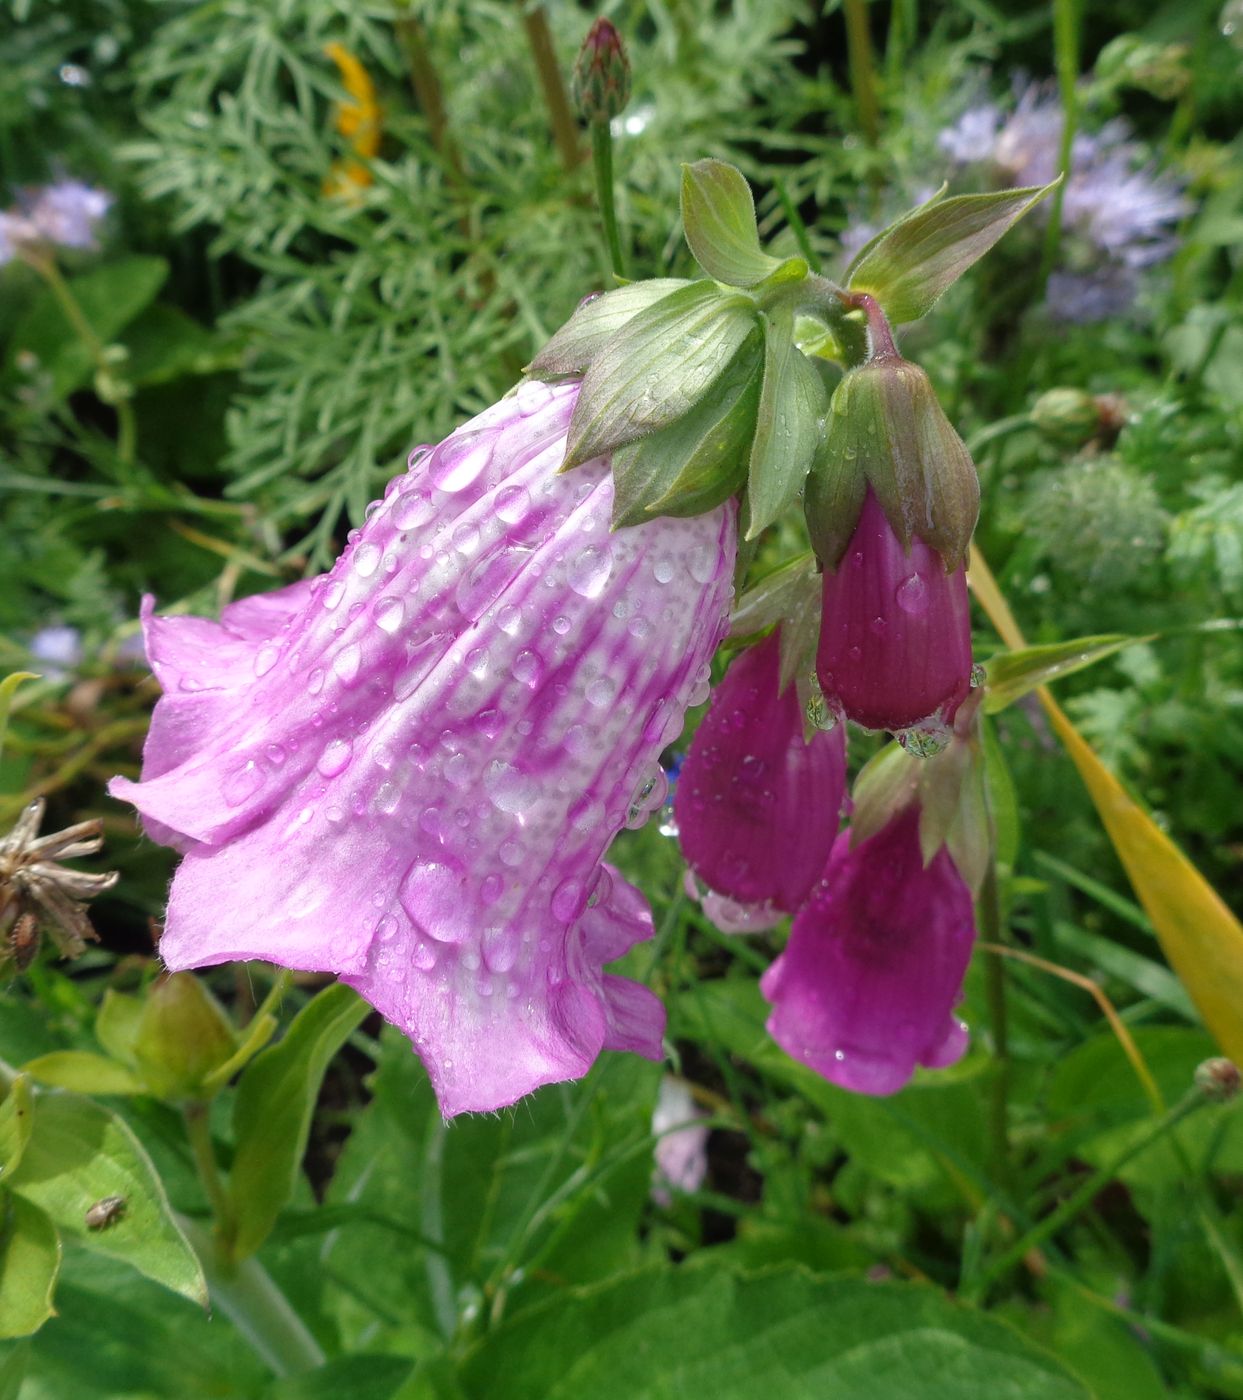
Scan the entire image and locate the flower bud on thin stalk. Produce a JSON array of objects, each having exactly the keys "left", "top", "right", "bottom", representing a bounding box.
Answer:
[{"left": 805, "top": 296, "right": 979, "bottom": 752}]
